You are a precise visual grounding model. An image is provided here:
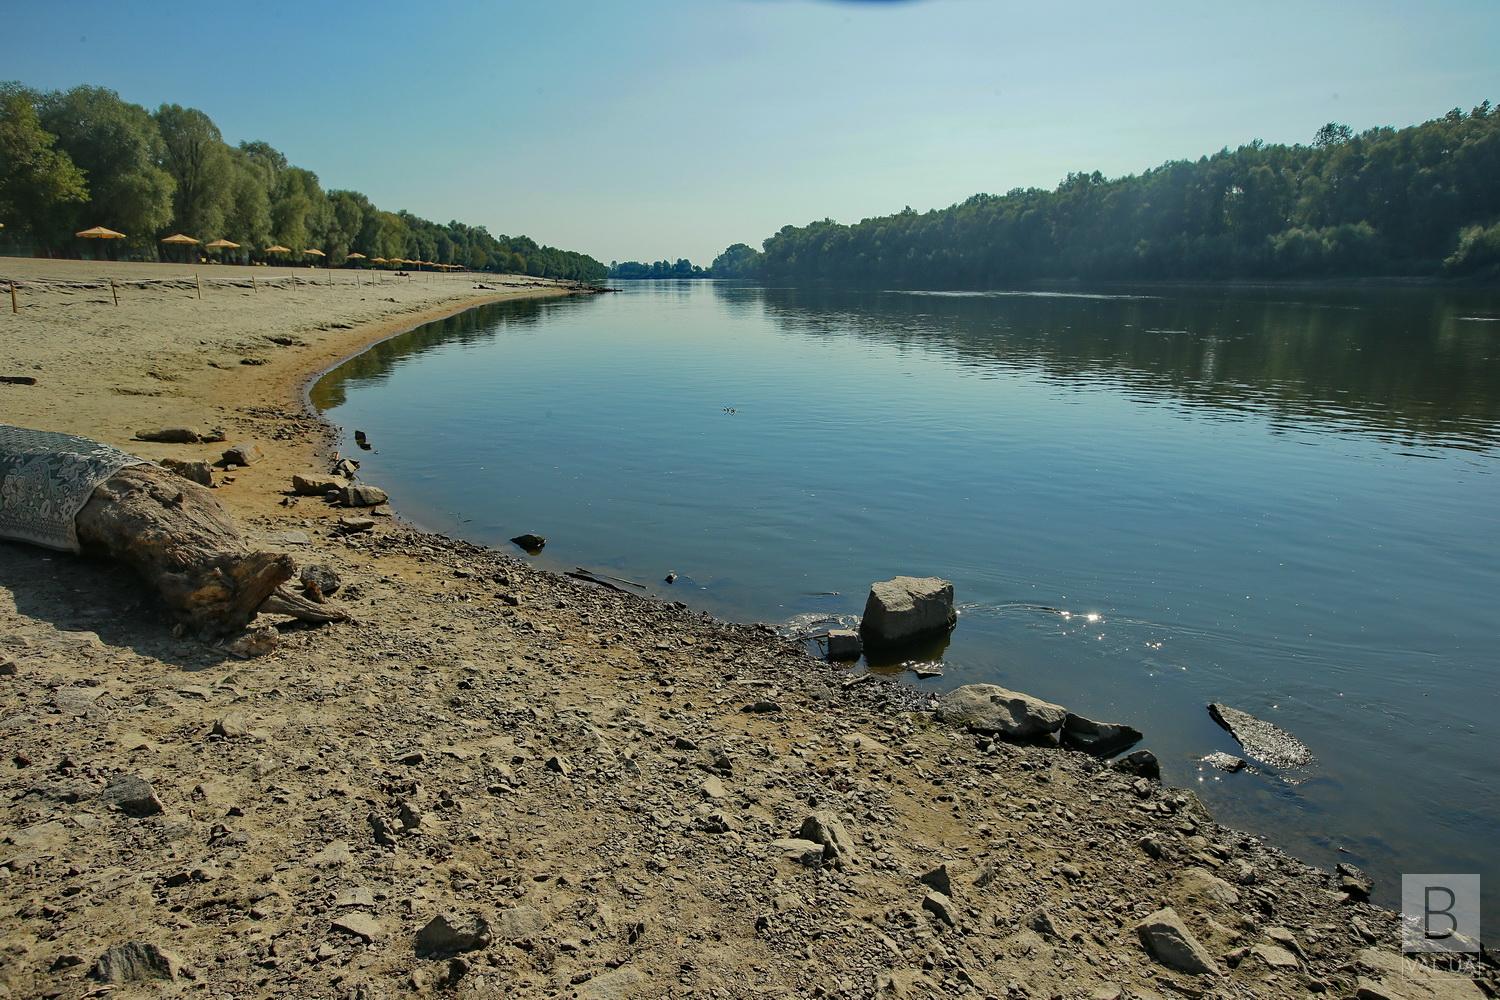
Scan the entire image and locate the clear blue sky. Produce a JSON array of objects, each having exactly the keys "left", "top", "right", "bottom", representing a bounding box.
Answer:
[{"left": 9, "top": 0, "right": 1499, "bottom": 264}]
